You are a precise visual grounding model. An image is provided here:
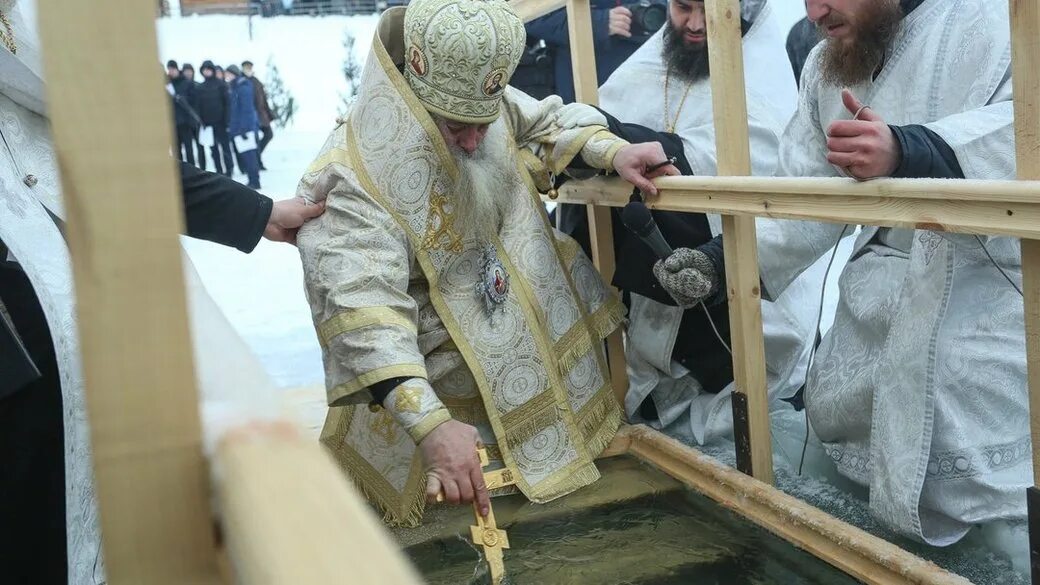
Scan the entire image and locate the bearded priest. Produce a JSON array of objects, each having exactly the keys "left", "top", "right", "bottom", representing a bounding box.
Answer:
[{"left": 297, "top": 0, "right": 678, "bottom": 525}]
